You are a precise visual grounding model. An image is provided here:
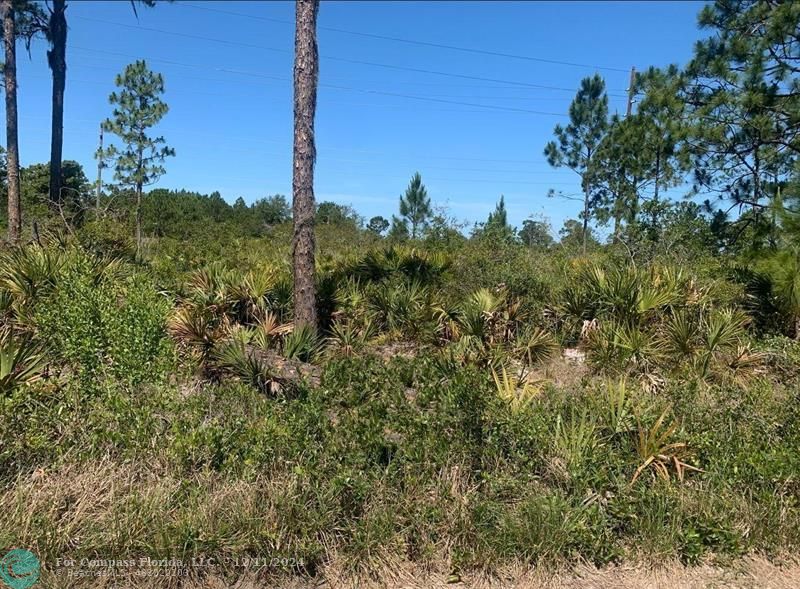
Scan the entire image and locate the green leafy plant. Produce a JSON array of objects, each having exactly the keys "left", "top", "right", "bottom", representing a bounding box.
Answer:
[{"left": 553, "top": 409, "right": 599, "bottom": 472}]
